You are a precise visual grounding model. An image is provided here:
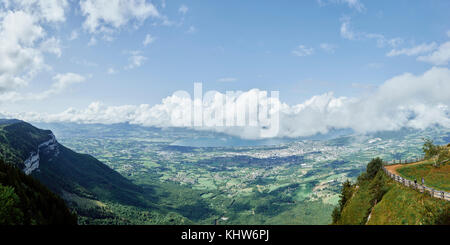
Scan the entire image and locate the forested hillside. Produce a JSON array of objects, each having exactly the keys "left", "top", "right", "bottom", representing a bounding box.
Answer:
[
  {"left": 0, "top": 119, "right": 204, "bottom": 224},
  {"left": 0, "top": 159, "right": 77, "bottom": 225}
]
